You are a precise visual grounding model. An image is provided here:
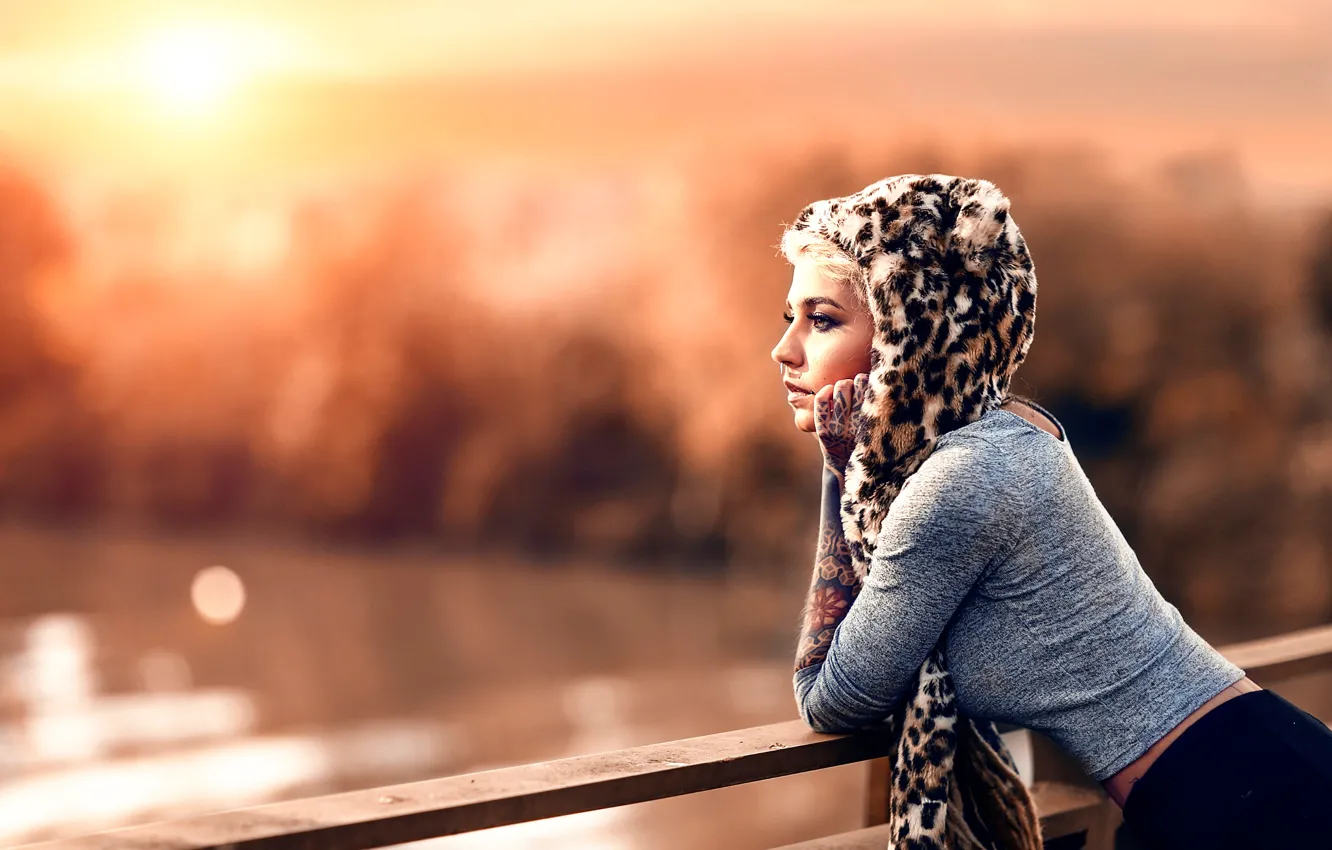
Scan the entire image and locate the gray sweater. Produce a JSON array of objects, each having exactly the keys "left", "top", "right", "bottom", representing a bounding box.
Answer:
[{"left": 793, "top": 405, "right": 1245, "bottom": 782}]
